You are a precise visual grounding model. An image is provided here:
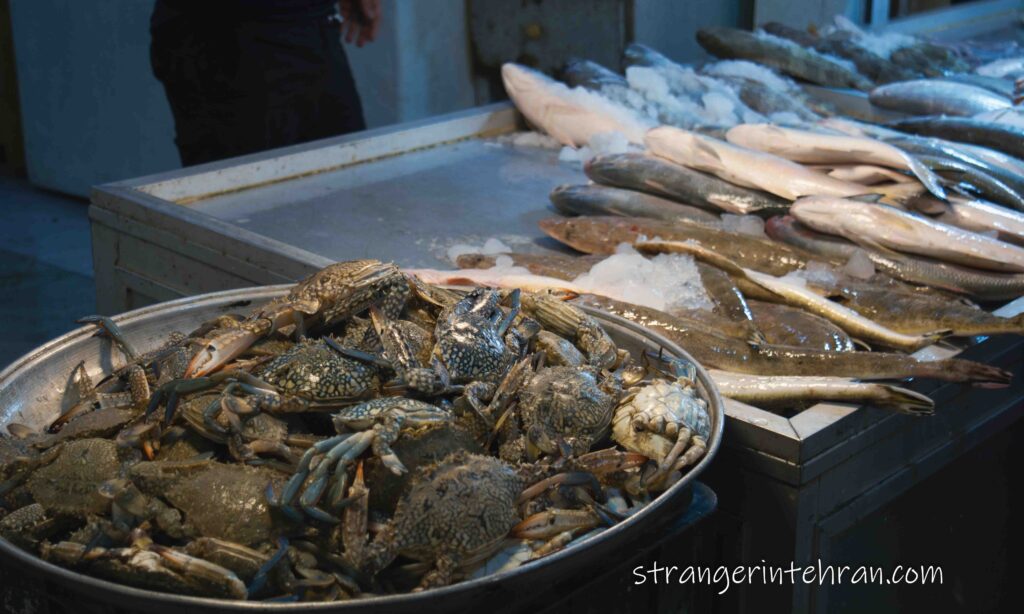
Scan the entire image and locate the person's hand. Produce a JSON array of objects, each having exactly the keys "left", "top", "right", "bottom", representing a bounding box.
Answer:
[{"left": 339, "top": 0, "right": 380, "bottom": 47}]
